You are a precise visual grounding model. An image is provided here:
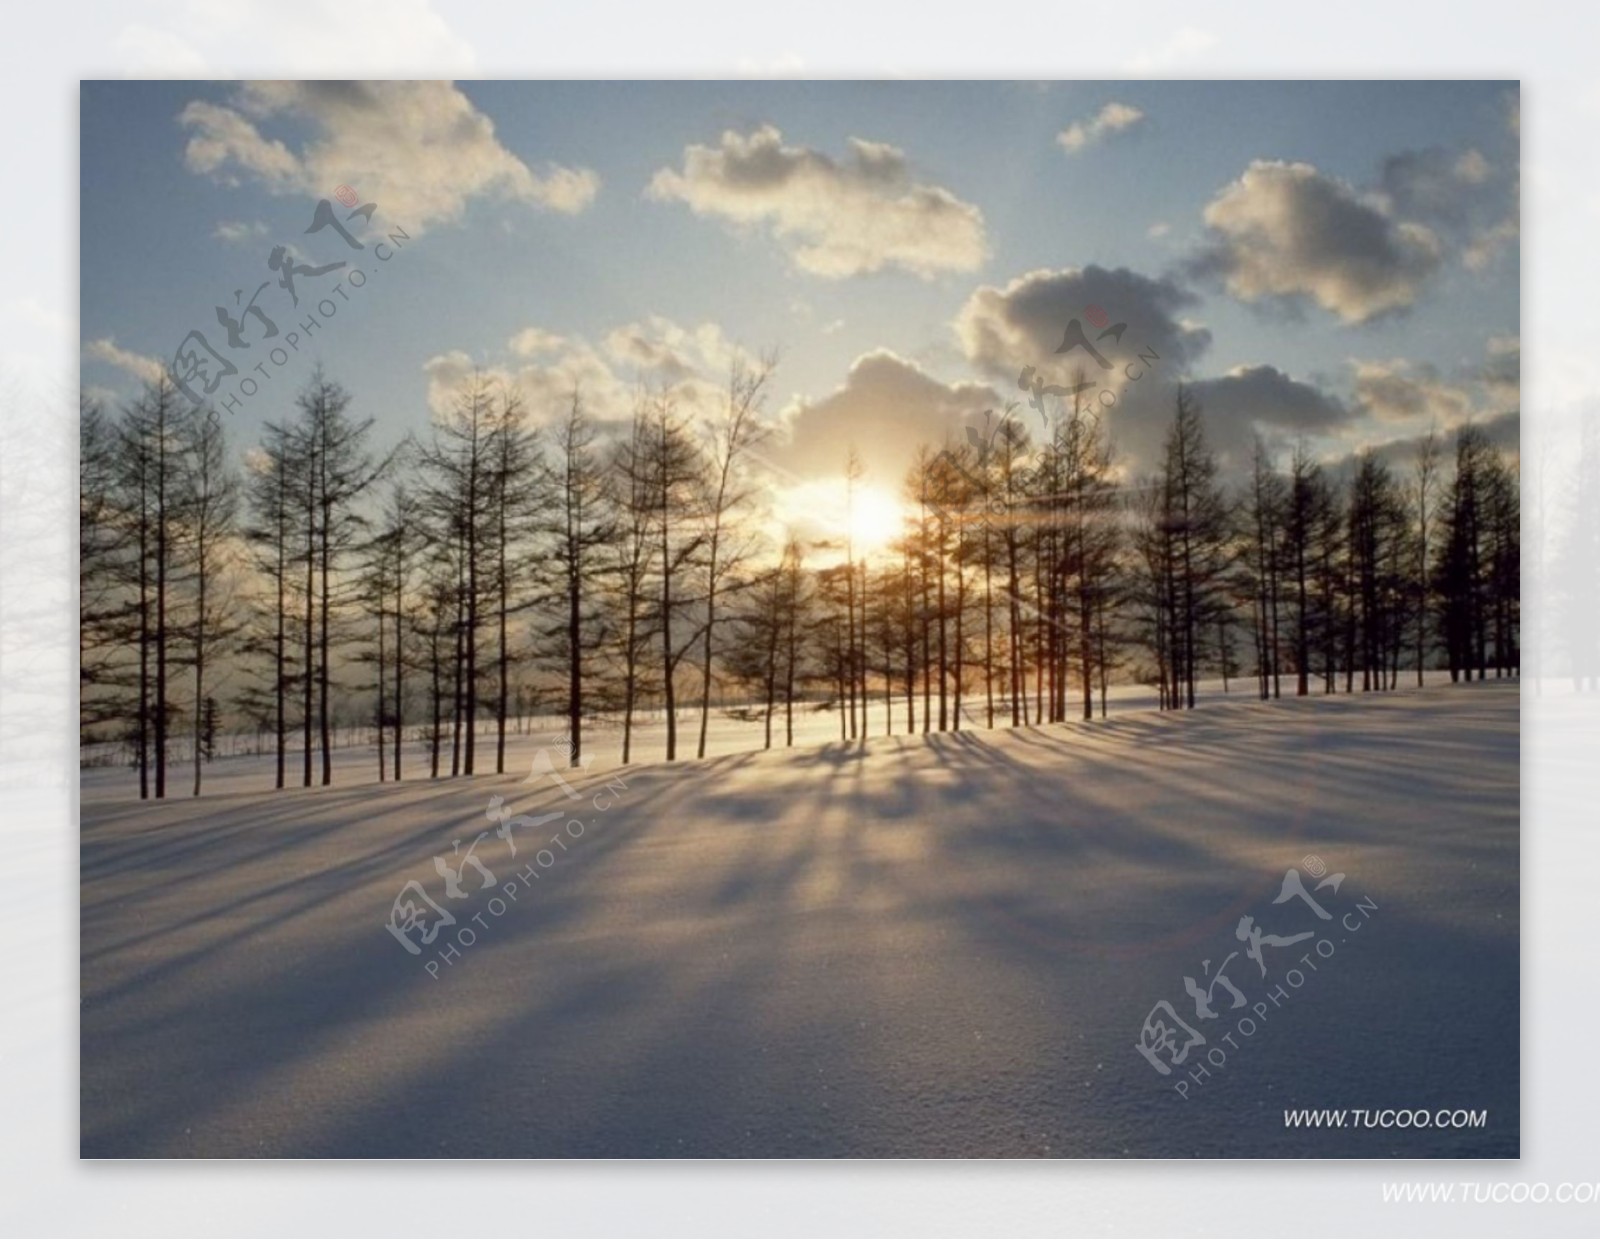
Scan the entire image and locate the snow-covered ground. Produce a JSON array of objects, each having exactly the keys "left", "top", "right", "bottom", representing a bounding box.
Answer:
[
  {"left": 83, "top": 685, "right": 1172, "bottom": 804},
  {"left": 79, "top": 672, "right": 1479, "bottom": 804},
  {"left": 80, "top": 679, "right": 1518, "bottom": 1157}
]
